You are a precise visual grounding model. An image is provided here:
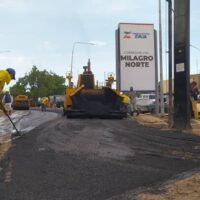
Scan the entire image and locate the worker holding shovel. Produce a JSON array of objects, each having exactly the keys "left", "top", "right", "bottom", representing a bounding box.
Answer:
[{"left": 0, "top": 68, "right": 20, "bottom": 135}]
